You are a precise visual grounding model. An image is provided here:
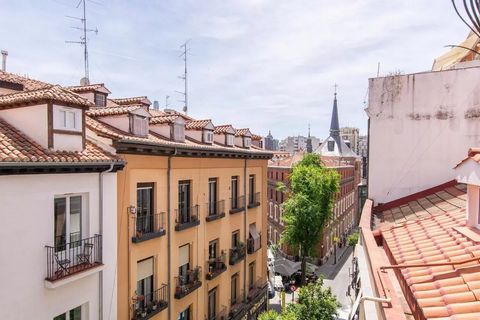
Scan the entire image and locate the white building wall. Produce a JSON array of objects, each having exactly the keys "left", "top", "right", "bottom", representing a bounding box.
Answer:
[
  {"left": 0, "top": 172, "right": 117, "bottom": 320},
  {"left": 367, "top": 66, "right": 480, "bottom": 204},
  {"left": 0, "top": 104, "right": 48, "bottom": 148}
]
